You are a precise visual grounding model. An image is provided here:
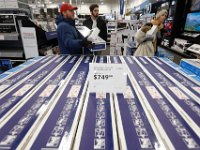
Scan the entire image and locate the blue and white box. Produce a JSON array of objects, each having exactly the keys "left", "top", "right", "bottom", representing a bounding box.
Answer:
[
  {"left": 180, "top": 59, "right": 200, "bottom": 76},
  {"left": 77, "top": 26, "right": 106, "bottom": 52}
]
